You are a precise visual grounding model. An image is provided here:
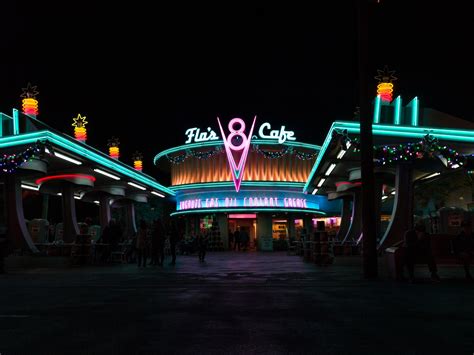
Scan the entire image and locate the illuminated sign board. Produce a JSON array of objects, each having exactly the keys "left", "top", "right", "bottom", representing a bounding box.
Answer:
[
  {"left": 184, "top": 119, "right": 296, "bottom": 145},
  {"left": 175, "top": 189, "right": 328, "bottom": 212}
]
